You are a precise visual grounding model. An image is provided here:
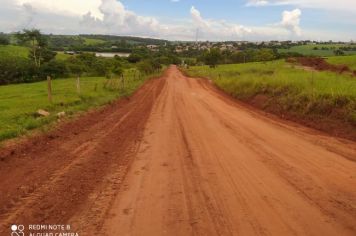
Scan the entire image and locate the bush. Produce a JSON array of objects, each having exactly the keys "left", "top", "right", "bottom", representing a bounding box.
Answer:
[
  {"left": 0, "top": 34, "right": 9, "bottom": 45},
  {"left": 137, "top": 59, "right": 161, "bottom": 74},
  {"left": 40, "top": 60, "right": 69, "bottom": 78},
  {"left": 66, "top": 57, "right": 87, "bottom": 76},
  {"left": 0, "top": 57, "right": 36, "bottom": 84}
]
